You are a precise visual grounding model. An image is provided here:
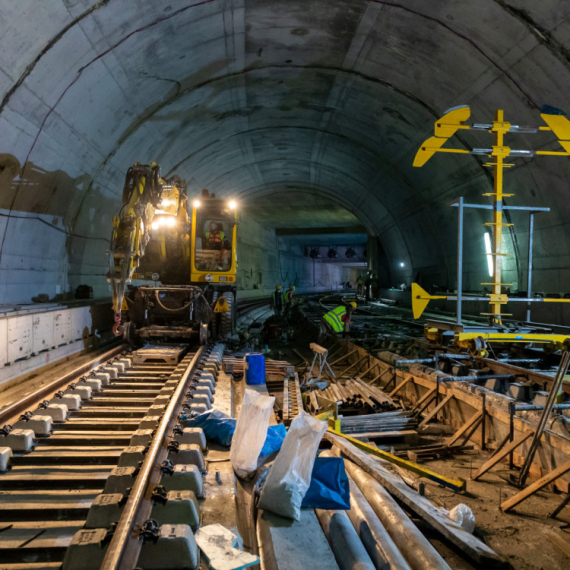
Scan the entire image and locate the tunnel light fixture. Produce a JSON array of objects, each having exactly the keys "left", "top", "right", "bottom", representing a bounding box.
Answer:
[
  {"left": 484, "top": 232, "right": 494, "bottom": 277},
  {"left": 400, "top": 262, "right": 405, "bottom": 267},
  {"left": 193, "top": 200, "right": 201, "bottom": 208},
  {"left": 151, "top": 221, "right": 159, "bottom": 230},
  {"left": 229, "top": 200, "right": 237, "bottom": 210}
]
